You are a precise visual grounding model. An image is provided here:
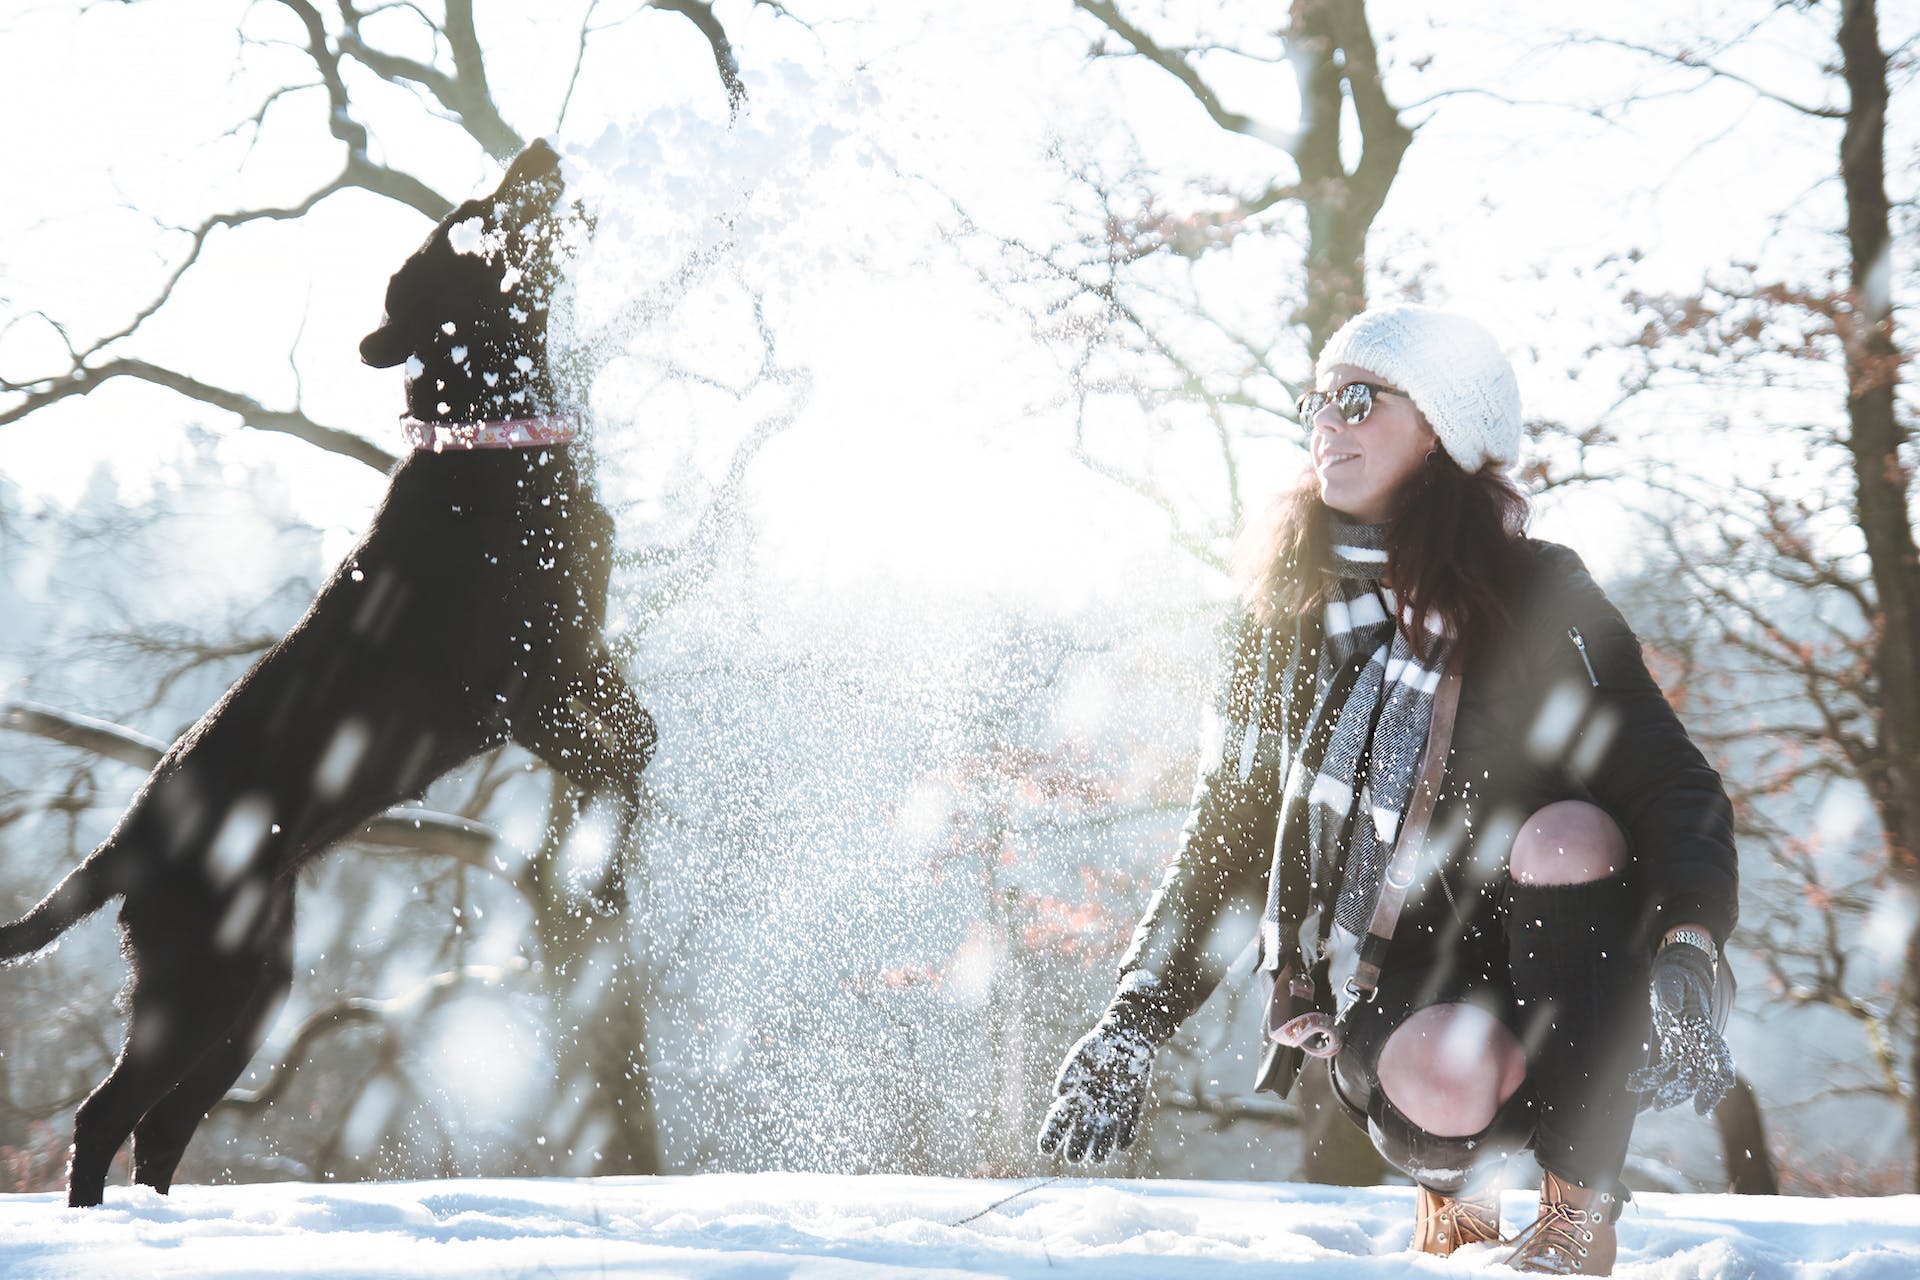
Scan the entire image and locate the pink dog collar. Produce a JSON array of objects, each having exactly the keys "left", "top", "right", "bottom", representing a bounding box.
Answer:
[{"left": 401, "top": 416, "right": 579, "bottom": 452}]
